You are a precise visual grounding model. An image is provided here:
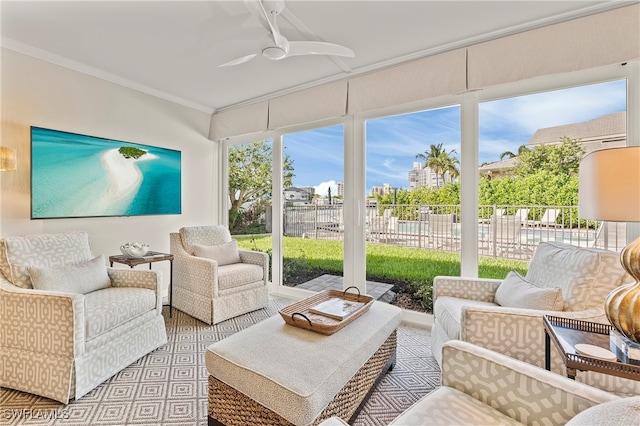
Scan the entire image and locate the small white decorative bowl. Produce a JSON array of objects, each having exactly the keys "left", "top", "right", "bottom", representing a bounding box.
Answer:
[{"left": 120, "top": 242, "right": 149, "bottom": 258}]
